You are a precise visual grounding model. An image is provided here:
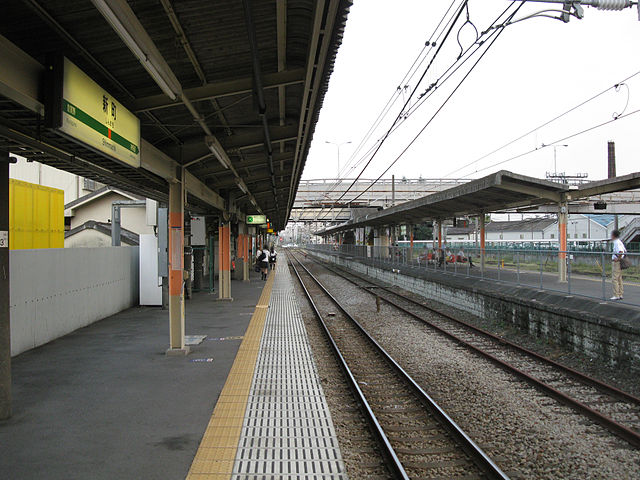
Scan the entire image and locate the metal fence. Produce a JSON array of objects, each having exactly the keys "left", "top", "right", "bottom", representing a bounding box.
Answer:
[{"left": 306, "top": 244, "right": 640, "bottom": 307}]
